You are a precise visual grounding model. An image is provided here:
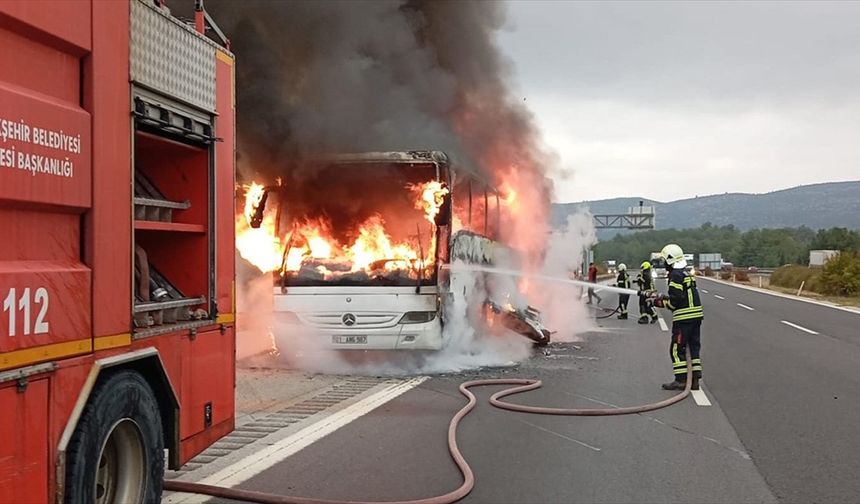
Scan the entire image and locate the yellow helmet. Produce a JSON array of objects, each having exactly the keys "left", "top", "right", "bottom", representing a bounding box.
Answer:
[{"left": 641, "top": 261, "right": 651, "bottom": 270}]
